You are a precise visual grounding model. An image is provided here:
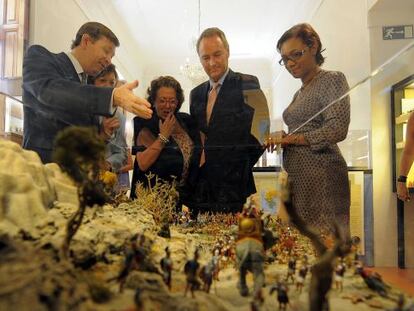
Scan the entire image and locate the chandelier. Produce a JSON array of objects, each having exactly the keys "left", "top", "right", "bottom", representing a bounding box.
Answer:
[
  {"left": 179, "top": 0, "right": 207, "bottom": 85},
  {"left": 180, "top": 57, "right": 207, "bottom": 85}
]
